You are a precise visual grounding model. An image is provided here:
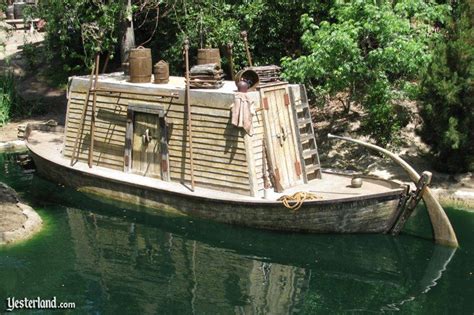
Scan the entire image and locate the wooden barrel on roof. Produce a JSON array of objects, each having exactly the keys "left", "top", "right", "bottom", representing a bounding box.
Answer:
[
  {"left": 197, "top": 48, "right": 221, "bottom": 68},
  {"left": 129, "top": 47, "right": 152, "bottom": 83},
  {"left": 153, "top": 60, "right": 169, "bottom": 84}
]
